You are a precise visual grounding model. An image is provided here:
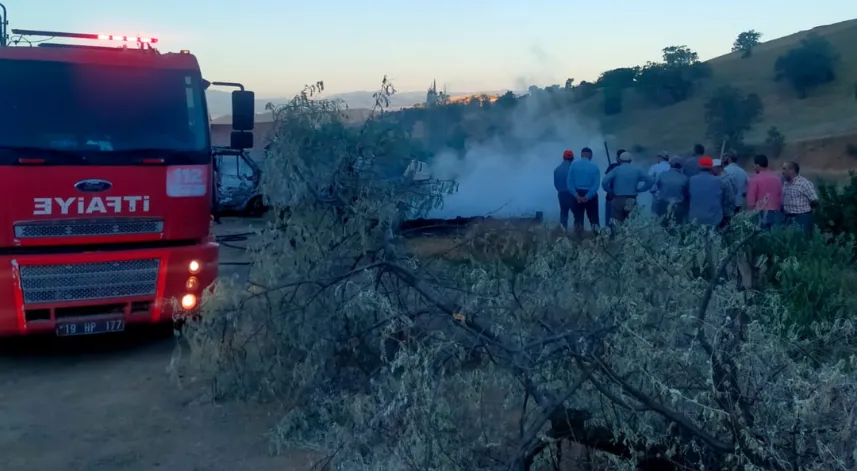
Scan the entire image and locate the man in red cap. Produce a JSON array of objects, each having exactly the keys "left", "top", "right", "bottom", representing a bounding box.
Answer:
[
  {"left": 688, "top": 156, "right": 735, "bottom": 228},
  {"left": 553, "top": 150, "right": 575, "bottom": 229}
]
